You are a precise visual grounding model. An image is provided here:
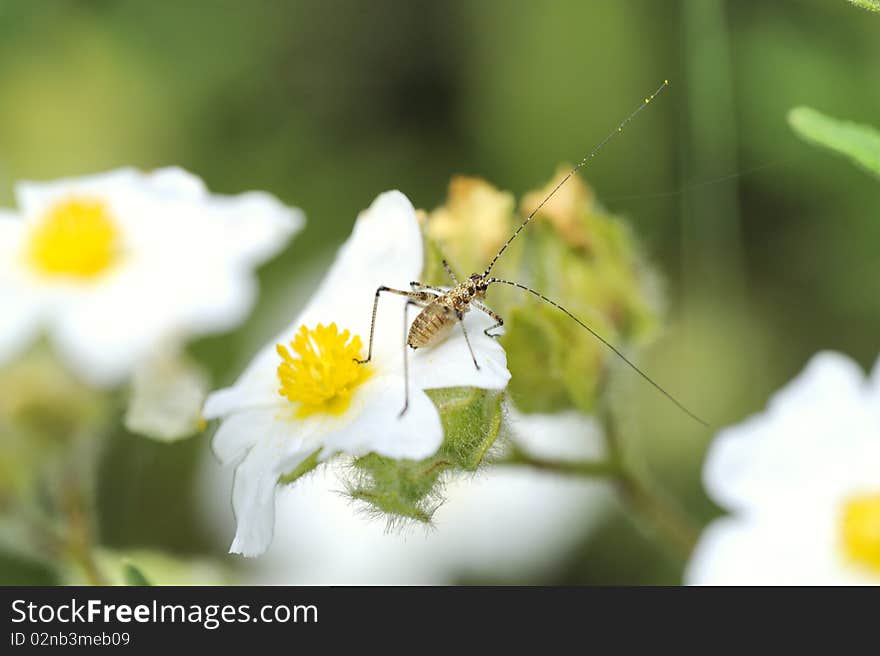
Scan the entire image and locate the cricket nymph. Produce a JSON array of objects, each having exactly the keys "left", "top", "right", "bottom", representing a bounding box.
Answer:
[{"left": 408, "top": 274, "right": 489, "bottom": 349}]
